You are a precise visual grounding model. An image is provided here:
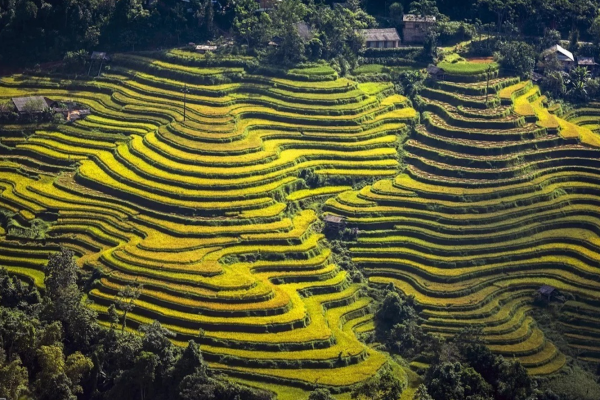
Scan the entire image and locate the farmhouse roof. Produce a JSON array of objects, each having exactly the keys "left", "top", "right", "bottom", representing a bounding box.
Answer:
[
  {"left": 427, "top": 64, "right": 444, "bottom": 75},
  {"left": 11, "top": 96, "right": 50, "bottom": 113},
  {"left": 296, "top": 22, "right": 313, "bottom": 41},
  {"left": 195, "top": 45, "right": 218, "bottom": 51},
  {"left": 578, "top": 56, "right": 597, "bottom": 66},
  {"left": 323, "top": 215, "right": 346, "bottom": 224},
  {"left": 91, "top": 51, "right": 108, "bottom": 60},
  {"left": 545, "top": 45, "right": 574, "bottom": 62},
  {"left": 360, "top": 28, "right": 400, "bottom": 42},
  {"left": 403, "top": 14, "right": 436, "bottom": 23},
  {"left": 538, "top": 285, "right": 556, "bottom": 296}
]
